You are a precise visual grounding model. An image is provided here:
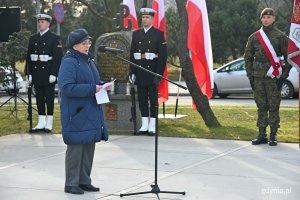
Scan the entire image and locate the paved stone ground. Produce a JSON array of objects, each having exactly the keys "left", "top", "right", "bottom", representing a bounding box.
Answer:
[{"left": 0, "top": 134, "right": 299, "bottom": 200}]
